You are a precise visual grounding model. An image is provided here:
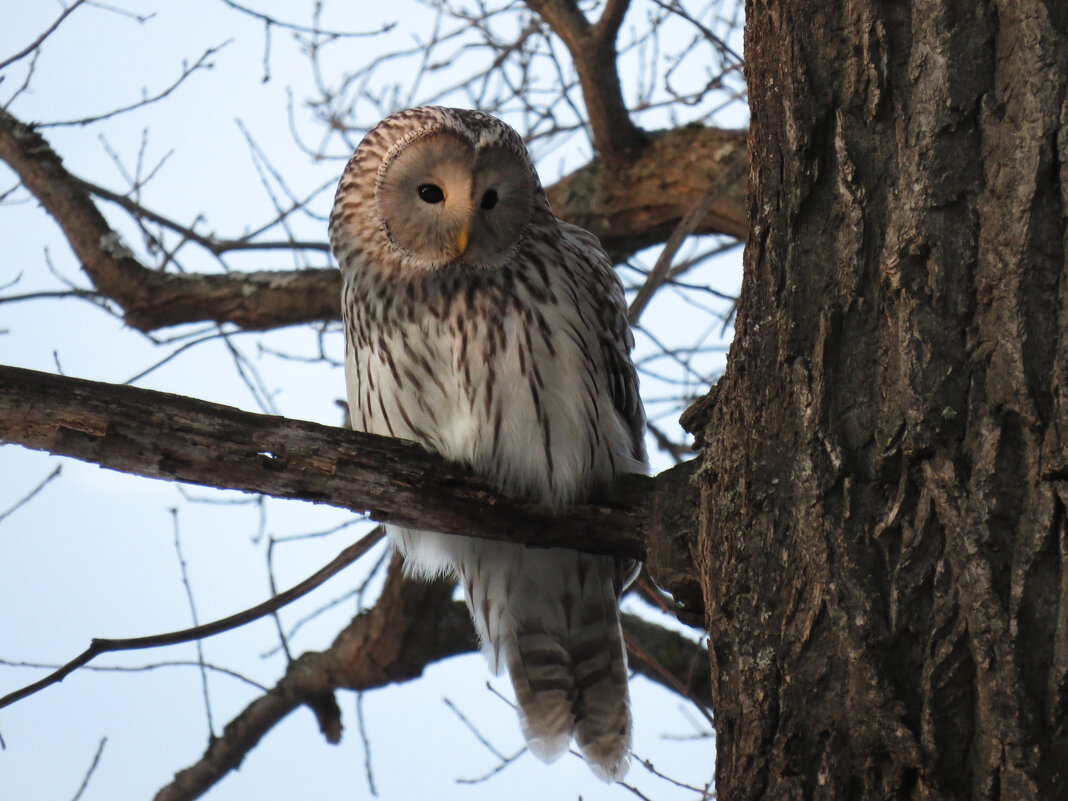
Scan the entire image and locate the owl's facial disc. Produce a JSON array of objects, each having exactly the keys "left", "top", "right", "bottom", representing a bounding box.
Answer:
[
  {"left": 376, "top": 130, "right": 534, "bottom": 269},
  {"left": 464, "top": 145, "right": 535, "bottom": 265},
  {"left": 377, "top": 131, "right": 475, "bottom": 266}
]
